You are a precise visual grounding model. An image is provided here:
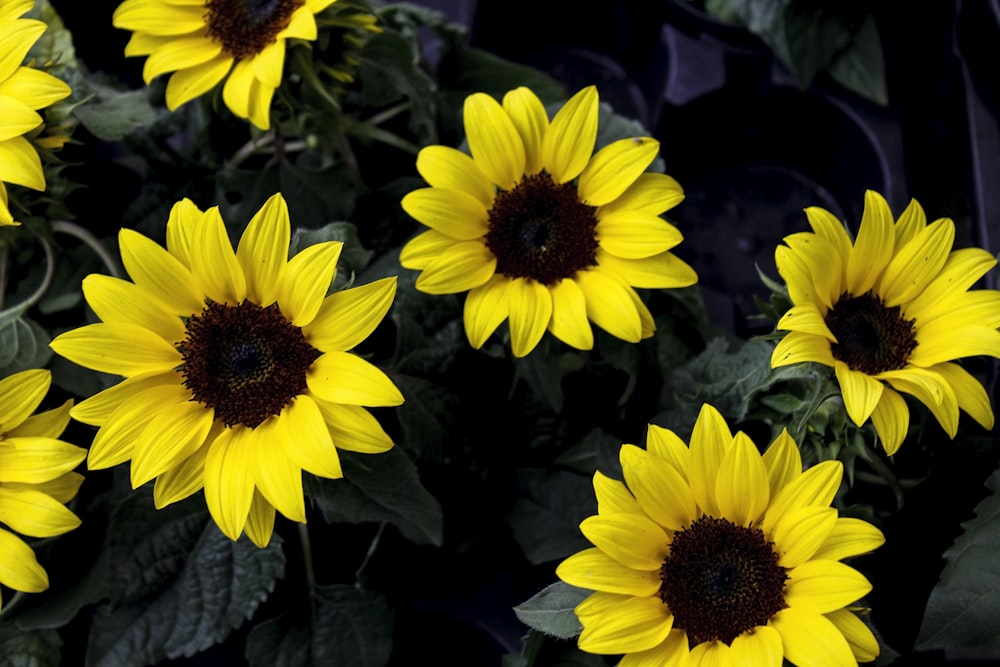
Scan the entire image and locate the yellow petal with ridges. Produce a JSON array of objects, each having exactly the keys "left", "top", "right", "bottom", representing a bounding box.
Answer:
[
  {"left": 762, "top": 460, "right": 842, "bottom": 538},
  {"left": 688, "top": 403, "right": 732, "bottom": 517},
  {"left": 620, "top": 444, "right": 697, "bottom": 531},
  {"left": 618, "top": 629, "right": 689, "bottom": 667},
  {"left": 307, "top": 276, "right": 396, "bottom": 352},
  {"left": 244, "top": 490, "right": 277, "bottom": 548},
  {"left": 893, "top": 198, "right": 928, "bottom": 249},
  {"left": 825, "top": 608, "right": 880, "bottom": 662},
  {"left": 935, "top": 362, "right": 995, "bottom": 430},
  {"left": 597, "top": 172, "right": 684, "bottom": 218},
  {"left": 4, "top": 471, "right": 83, "bottom": 505},
  {"left": 775, "top": 244, "right": 821, "bottom": 311},
  {"left": 50, "top": 322, "right": 182, "bottom": 377},
  {"left": 283, "top": 395, "right": 343, "bottom": 479},
  {"left": 730, "top": 625, "right": 782, "bottom": 667},
  {"left": 315, "top": 400, "right": 393, "bottom": 455},
  {"left": 581, "top": 512, "right": 670, "bottom": 570},
  {"left": 834, "top": 361, "right": 883, "bottom": 426},
  {"left": 0, "top": 437, "right": 86, "bottom": 484},
  {"left": 784, "top": 560, "right": 872, "bottom": 613},
  {"left": 879, "top": 217, "right": 954, "bottom": 307},
  {"left": 916, "top": 289, "right": 1000, "bottom": 330},
  {"left": 112, "top": 1, "right": 207, "bottom": 34},
  {"left": 577, "top": 594, "right": 674, "bottom": 655},
  {"left": 904, "top": 247, "right": 997, "bottom": 321},
  {"left": 463, "top": 92, "right": 524, "bottom": 190},
  {"left": 88, "top": 383, "right": 191, "bottom": 470},
  {"left": 782, "top": 231, "right": 843, "bottom": 310},
  {"left": 0, "top": 96, "right": 41, "bottom": 142},
  {"left": 220, "top": 56, "right": 253, "bottom": 119},
  {"left": 0, "top": 368, "right": 48, "bottom": 432},
  {"left": 70, "top": 372, "right": 176, "bottom": 426},
  {"left": 249, "top": 417, "right": 306, "bottom": 523},
  {"left": 399, "top": 229, "right": 454, "bottom": 270},
  {"left": 541, "top": 86, "right": 598, "bottom": 184},
  {"left": 130, "top": 398, "right": 214, "bottom": 488},
  {"left": 688, "top": 639, "right": 729, "bottom": 667},
  {"left": 307, "top": 352, "right": 403, "bottom": 407},
  {"left": 277, "top": 241, "right": 342, "bottom": 326},
  {"left": 0, "top": 21, "right": 45, "bottom": 83},
  {"left": 770, "top": 607, "right": 855, "bottom": 667},
  {"left": 204, "top": 426, "right": 255, "bottom": 542},
  {"left": 164, "top": 197, "right": 202, "bottom": 268},
  {"left": 153, "top": 433, "right": 212, "bottom": 508},
  {"left": 715, "top": 432, "right": 769, "bottom": 527},
  {"left": 773, "top": 505, "right": 838, "bottom": 568},
  {"left": 142, "top": 33, "right": 221, "bottom": 83},
  {"left": 575, "top": 269, "right": 642, "bottom": 342},
  {"left": 82, "top": 274, "right": 186, "bottom": 343},
  {"left": 0, "top": 135, "right": 43, "bottom": 189},
  {"left": 244, "top": 73, "right": 274, "bottom": 132},
  {"left": 236, "top": 192, "right": 290, "bottom": 307},
  {"left": 596, "top": 248, "right": 697, "bottom": 289},
  {"left": 908, "top": 323, "right": 1000, "bottom": 368},
  {"left": 463, "top": 275, "right": 511, "bottom": 349},
  {"left": 7, "top": 399, "right": 71, "bottom": 440},
  {"left": 627, "top": 286, "right": 656, "bottom": 339},
  {"left": 164, "top": 55, "right": 233, "bottom": 110},
  {"left": 870, "top": 385, "right": 908, "bottom": 455},
  {"left": 762, "top": 428, "right": 802, "bottom": 503},
  {"left": 597, "top": 210, "right": 684, "bottom": 259},
  {"left": 0, "top": 487, "right": 80, "bottom": 538},
  {"left": 416, "top": 145, "right": 495, "bottom": 207},
  {"left": 644, "top": 424, "right": 689, "bottom": 479},
  {"left": 280, "top": 3, "right": 320, "bottom": 39},
  {"left": 0, "top": 527, "right": 47, "bottom": 592},
  {"left": 401, "top": 187, "right": 489, "bottom": 240},
  {"left": 556, "top": 547, "right": 661, "bottom": 596},
  {"left": 578, "top": 137, "right": 659, "bottom": 207},
  {"left": 414, "top": 241, "right": 496, "bottom": 295},
  {"left": 776, "top": 304, "right": 836, "bottom": 341},
  {"left": 507, "top": 279, "right": 552, "bottom": 358},
  {"left": 846, "top": 190, "right": 895, "bottom": 295},
  {"left": 502, "top": 87, "right": 548, "bottom": 175},
  {"left": 190, "top": 206, "right": 246, "bottom": 305},
  {"left": 118, "top": 228, "right": 204, "bottom": 316},
  {"left": 252, "top": 38, "right": 284, "bottom": 89},
  {"left": 547, "top": 277, "right": 593, "bottom": 350},
  {"left": 812, "top": 517, "right": 885, "bottom": 562},
  {"left": 593, "top": 470, "right": 642, "bottom": 517},
  {"left": 884, "top": 368, "right": 959, "bottom": 437},
  {"left": 770, "top": 331, "right": 835, "bottom": 368}
]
